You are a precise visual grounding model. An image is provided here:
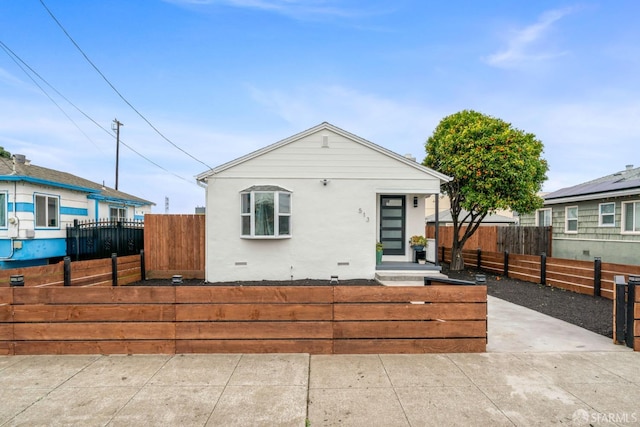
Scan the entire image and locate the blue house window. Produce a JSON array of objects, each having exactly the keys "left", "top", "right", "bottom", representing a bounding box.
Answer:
[
  {"left": 240, "top": 186, "right": 291, "bottom": 238},
  {"left": 35, "top": 194, "right": 59, "bottom": 228}
]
